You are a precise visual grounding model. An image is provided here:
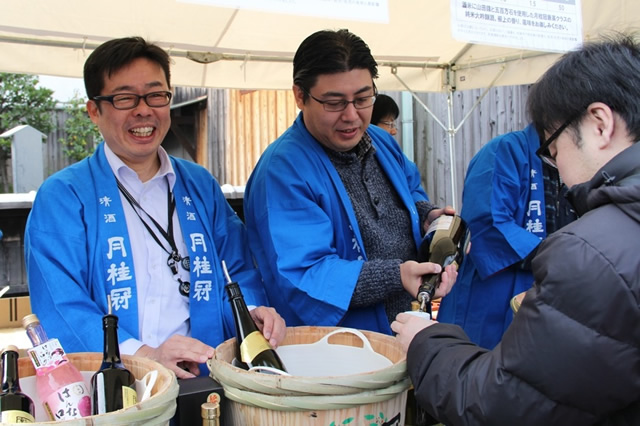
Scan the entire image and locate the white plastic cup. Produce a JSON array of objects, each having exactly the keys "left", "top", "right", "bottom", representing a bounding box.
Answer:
[{"left": 403, "top": 310, "right": 431, "bottom": 320}]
